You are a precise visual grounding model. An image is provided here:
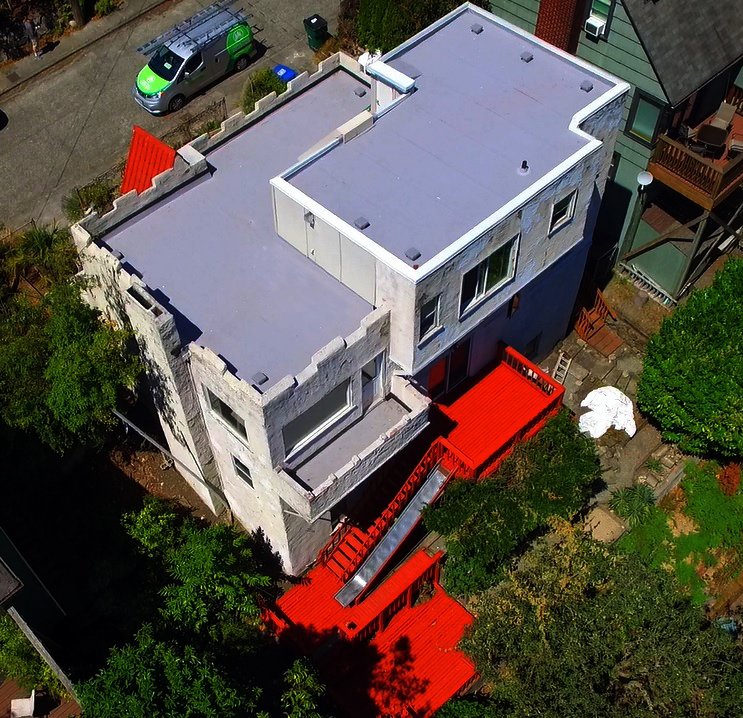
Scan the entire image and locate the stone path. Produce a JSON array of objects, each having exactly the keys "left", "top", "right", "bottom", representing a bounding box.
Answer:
[{"left": 541, "top": 299, "right": 690, "bottom": 542}]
